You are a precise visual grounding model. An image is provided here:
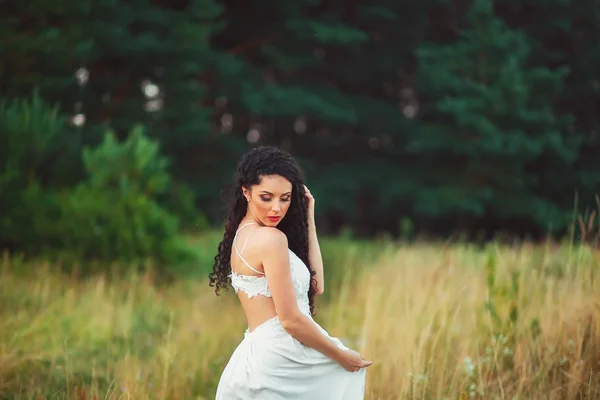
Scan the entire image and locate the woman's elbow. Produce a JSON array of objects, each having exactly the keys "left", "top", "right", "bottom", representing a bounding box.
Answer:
[{"left": 279, "top": 312, "right": 304, "bottom": 333}]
